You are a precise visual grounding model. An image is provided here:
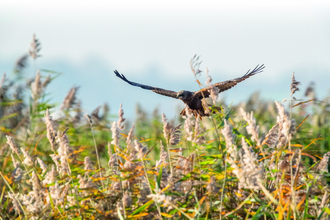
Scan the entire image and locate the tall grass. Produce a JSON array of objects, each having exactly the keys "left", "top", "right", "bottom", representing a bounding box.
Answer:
[{"left": 0, "top": 35, "right": 329, "bottom": 219}]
